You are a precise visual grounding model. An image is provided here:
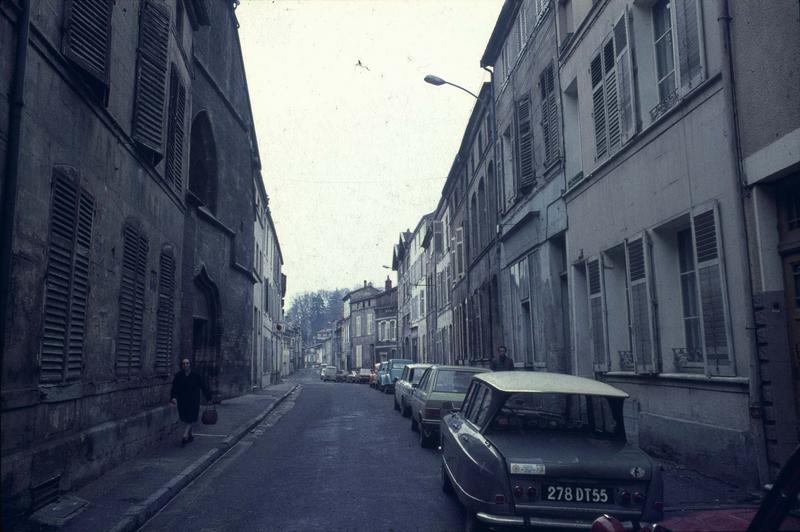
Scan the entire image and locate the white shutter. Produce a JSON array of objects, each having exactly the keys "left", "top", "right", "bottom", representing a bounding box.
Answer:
[
  {"left": 603, "top": 38, "right": 621, "bottom": 154},
  {"left": 615, "top": 10, "right": 637, "bottom": 144},
  {"left": 675, "top": 0, "right": 703, "bottom": 90},
  {"left": 590, "top": 51, "right": 607, "bottom": 160},
  {"left": 690, "top": 203, "right": 733, "bottom": 376},
  {"left": 586, "top": 257, "right": 609, "bottom": 372},
  {"left": 625, "top": 234, "right": 659, "bottom": 374}
]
